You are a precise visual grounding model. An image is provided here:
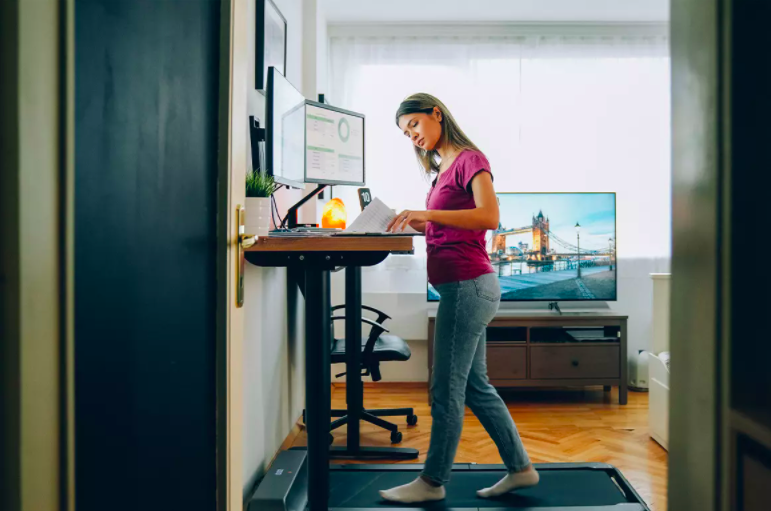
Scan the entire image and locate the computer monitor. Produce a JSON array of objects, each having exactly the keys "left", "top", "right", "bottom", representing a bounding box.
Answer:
[
  {"left": 304, "top": 101, "right": 365, "bottom": 187},
  {"left": 266, "top": 67, "right": 306, "bottom": 188}
]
